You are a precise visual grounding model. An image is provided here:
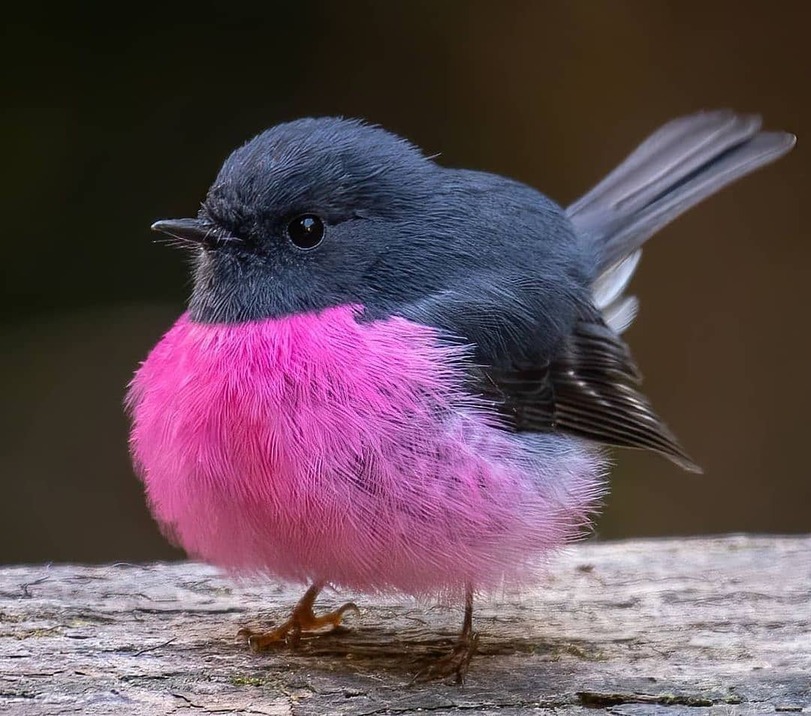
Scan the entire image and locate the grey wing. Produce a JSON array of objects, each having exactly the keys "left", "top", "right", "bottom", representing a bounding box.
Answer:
[
  {"left": 401, "top": 274, "right": 701, "bottom": 472},
  {"left": 487, "top": 308, "right": 701, "bottom": 473},
  {"left": 485, "top": 207, "right": 698, "bottom": 471}
]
